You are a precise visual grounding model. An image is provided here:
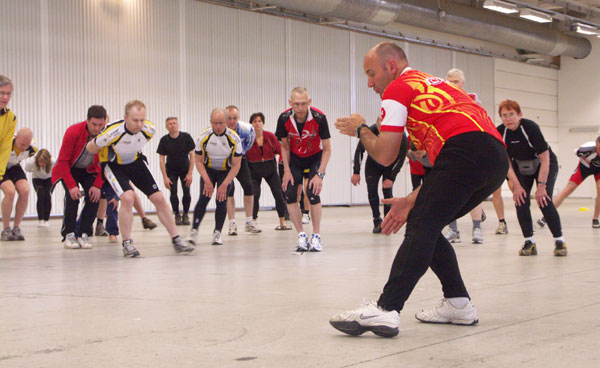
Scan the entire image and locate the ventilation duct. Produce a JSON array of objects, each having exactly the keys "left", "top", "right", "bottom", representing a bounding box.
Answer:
[{"left": 262, "top": 0, "right": 591, "bottom": 59}]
